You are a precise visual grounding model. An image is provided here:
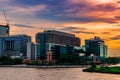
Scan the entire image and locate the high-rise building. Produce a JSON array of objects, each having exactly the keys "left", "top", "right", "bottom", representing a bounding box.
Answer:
[
  {"left": 36, "top": 30, "right": 80, "bottom": 46},
  {"left": 0, "top": 35, "right": 31, "bottom": 57},
  {"left": 36, "top": 30, "right": 80, "bottom": 60},
  {"left": 85, "top": 36, "right": 108, "bottom": 58}
]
